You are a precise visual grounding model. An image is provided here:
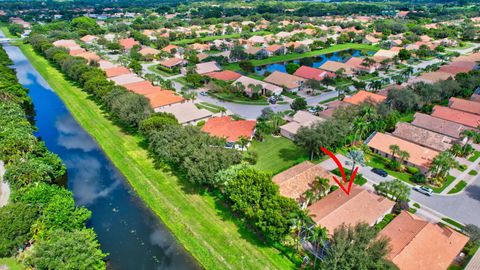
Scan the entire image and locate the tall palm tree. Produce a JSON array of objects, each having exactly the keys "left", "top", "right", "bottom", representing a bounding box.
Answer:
[
  {"left": 461, "top": 129, "right": 477, "bottom": 152},
  {"left": 368, "top": 80, "right": 382, "bottom": 93},
  {"left": 313, "top": 177, "right": 330, "bottom": 199},
  {"left": 389, "top": 144, "right": 400, "bottom": 160},
  {"left": 398, "top": 150, "right": 410, "bottom": 166},
  {"left": 302, "top": 189, "right": 316, "bottom": 207},
  {"left": 219, "top": 107, "right": 227, "bottom": 117},
  {"left": 353, "top": 117, "right": 368, "bottom": 143},
  {"left": 347, "top": 149, "right": 365, "bottom": 173}
]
